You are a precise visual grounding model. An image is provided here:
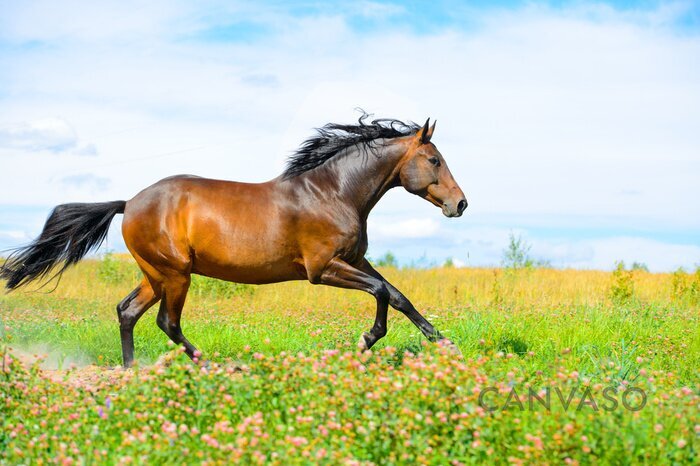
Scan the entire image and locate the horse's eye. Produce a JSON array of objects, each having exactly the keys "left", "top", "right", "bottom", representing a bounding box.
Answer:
[{"left": 429, "top": 157, "right": 440, "bottom": 167}]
